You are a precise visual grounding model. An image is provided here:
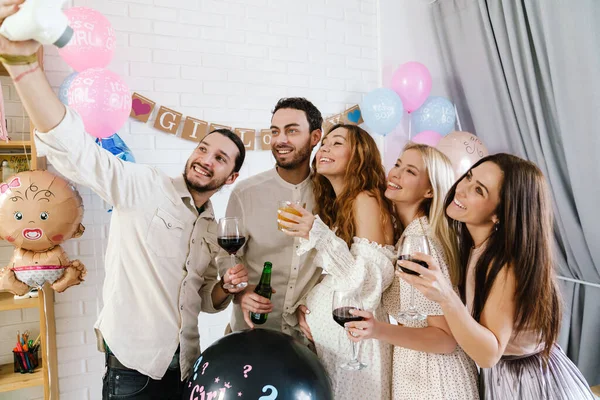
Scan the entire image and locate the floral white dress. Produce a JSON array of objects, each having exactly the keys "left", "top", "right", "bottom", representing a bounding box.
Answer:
[
  {"left": 285, "top": 216, "right": 395, "bottom": 400},
  {"left": 382, "top": 216, "right": 479, "bottom": 399}
]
